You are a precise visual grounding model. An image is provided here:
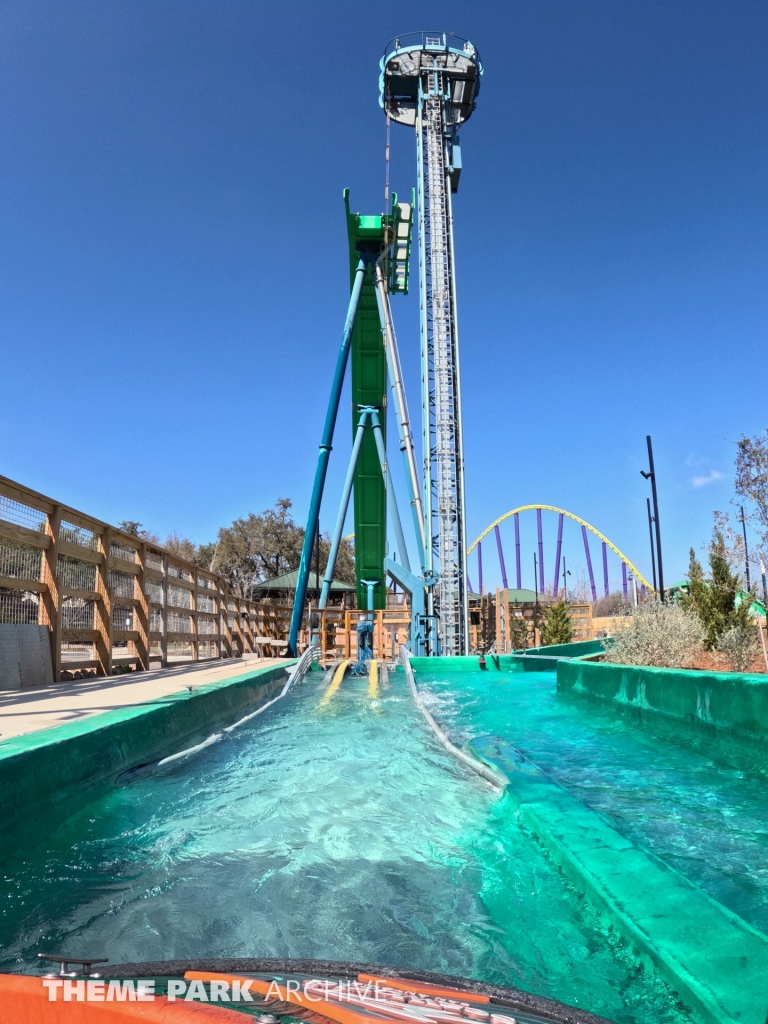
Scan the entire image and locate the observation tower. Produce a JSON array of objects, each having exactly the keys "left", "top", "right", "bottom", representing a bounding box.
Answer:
[{"left": 381, "top": 33, "right": 482, "bottom": 656}]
